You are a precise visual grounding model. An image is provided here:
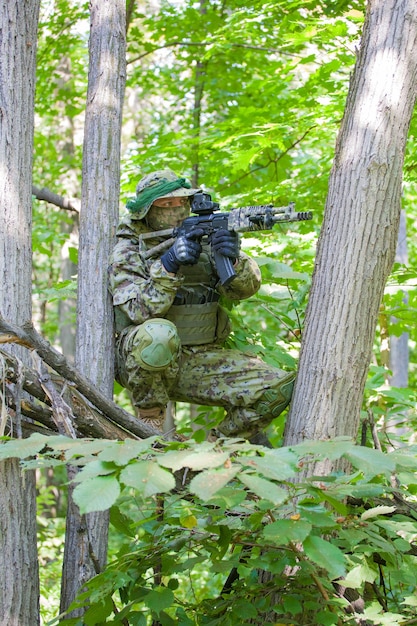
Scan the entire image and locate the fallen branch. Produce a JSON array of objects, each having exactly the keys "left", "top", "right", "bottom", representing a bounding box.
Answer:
[
  {"left": 36, "top": 356, "right": 77, "bottom": 438},
  {"left": 2, "top": 348, "right": 135, "bottom": 440},
  {"left": 0, "top": 316, "right": 160, "bottom": 440}
]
